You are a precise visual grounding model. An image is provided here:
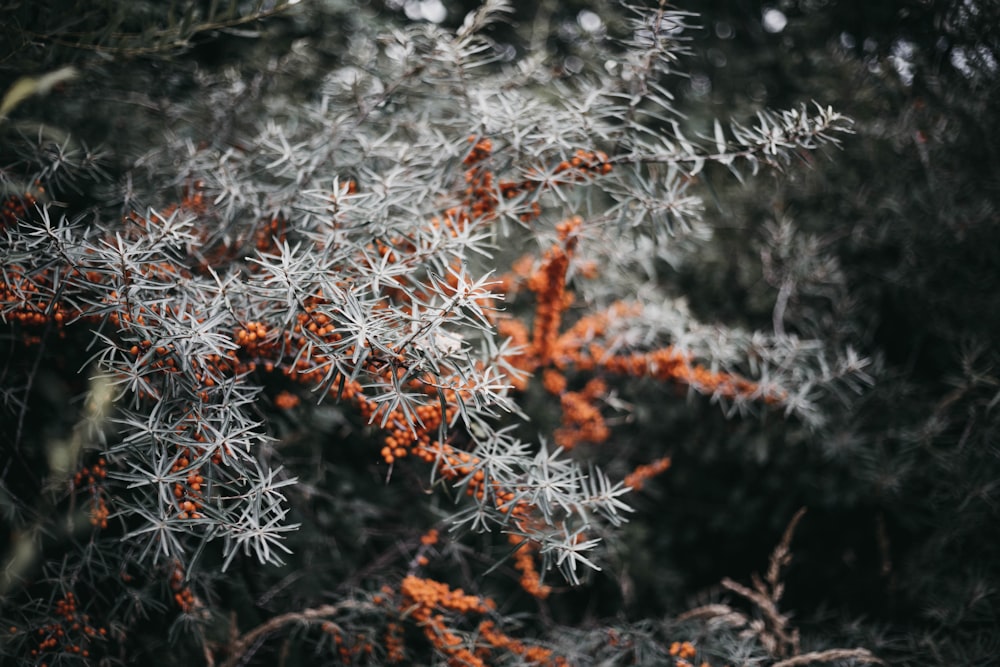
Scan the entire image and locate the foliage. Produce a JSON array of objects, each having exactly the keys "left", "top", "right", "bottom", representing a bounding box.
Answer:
[{"left": 3, "top": 0, "right": 987, "bottom": 665}]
